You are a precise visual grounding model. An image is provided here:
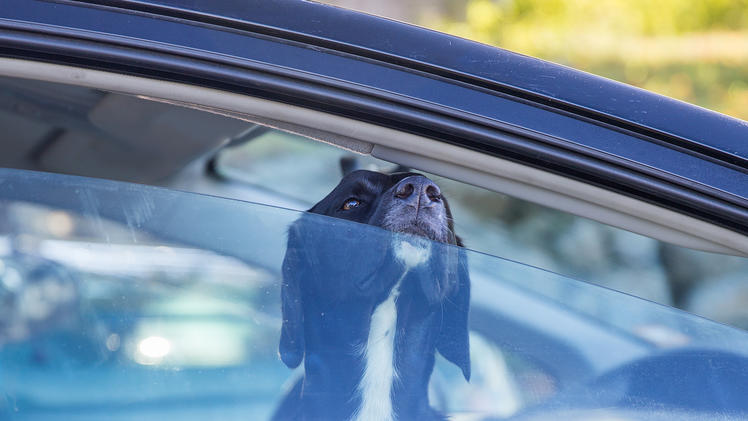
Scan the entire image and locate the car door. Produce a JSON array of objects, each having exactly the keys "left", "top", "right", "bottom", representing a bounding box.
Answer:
[{"left": 1, "top": 1, "right": 748, "bottom": 420}]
